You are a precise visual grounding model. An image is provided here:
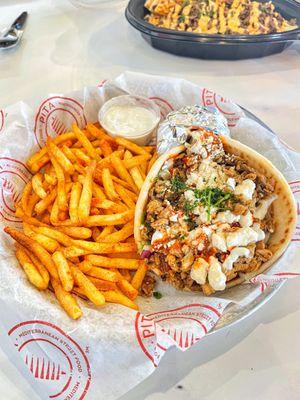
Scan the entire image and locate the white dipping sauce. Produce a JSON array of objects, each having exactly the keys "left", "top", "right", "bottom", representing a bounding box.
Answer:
[{"left": 102, "top": 105, "right": 157, "bottom": 136}]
